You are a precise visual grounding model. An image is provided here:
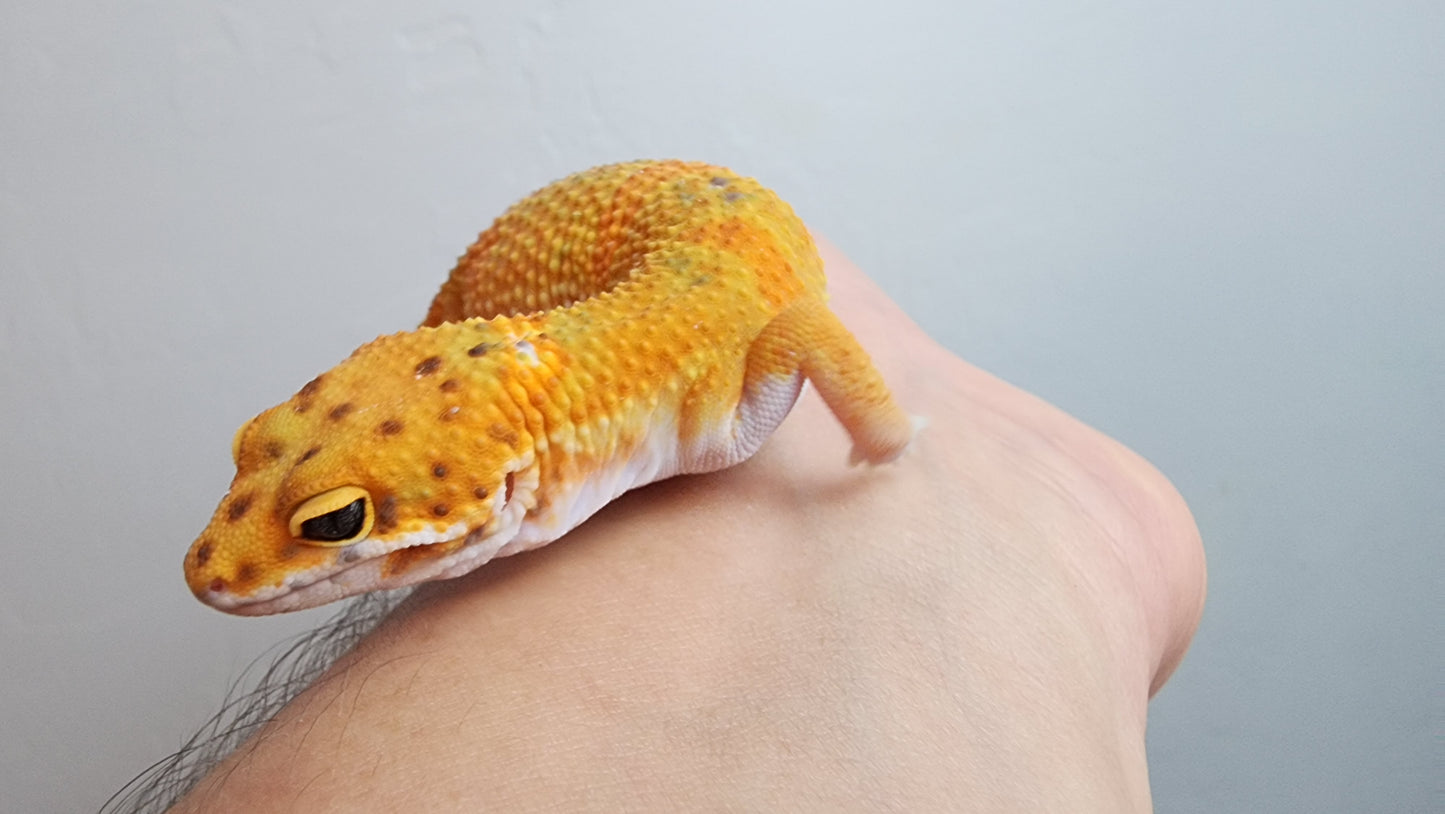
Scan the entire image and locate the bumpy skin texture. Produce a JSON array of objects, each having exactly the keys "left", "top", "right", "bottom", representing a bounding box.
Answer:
[{"left": 185, "top": 161, "right": 912, "bottom": 615}]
